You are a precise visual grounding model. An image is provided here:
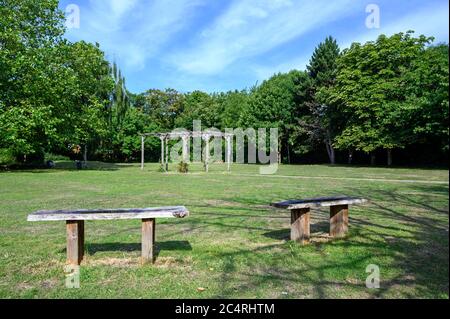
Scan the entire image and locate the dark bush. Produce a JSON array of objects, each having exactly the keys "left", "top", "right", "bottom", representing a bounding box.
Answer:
[{"left": 177, "top": 161, "right": 189, "bottom": 173}]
